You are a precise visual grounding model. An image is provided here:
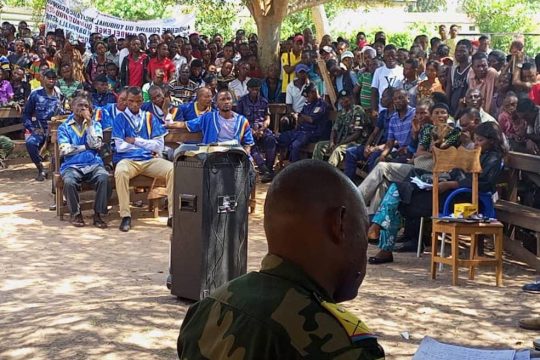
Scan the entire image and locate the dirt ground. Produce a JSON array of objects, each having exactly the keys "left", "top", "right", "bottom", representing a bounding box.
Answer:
[{"left": 0, "top": 163, "right": 539, "bottom": 360}]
